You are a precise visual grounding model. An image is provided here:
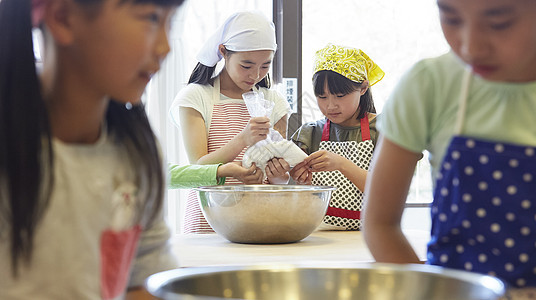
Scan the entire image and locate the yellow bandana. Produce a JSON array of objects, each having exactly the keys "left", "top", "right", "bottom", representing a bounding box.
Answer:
[{"left": 313, "top": 44, "right": 385, "bottom": 86}]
